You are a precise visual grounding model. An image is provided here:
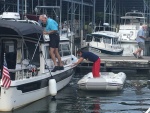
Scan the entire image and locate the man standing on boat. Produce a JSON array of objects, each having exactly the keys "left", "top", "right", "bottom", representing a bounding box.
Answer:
[
  {"left": 133, "top": 25, "right": 147, "bottom": 59},
  {"left": 73, "top": 49, "right": 101, "bottom": 78},
  {"left": 39, "top": 14, "right": 64, "bottom": 72}
]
